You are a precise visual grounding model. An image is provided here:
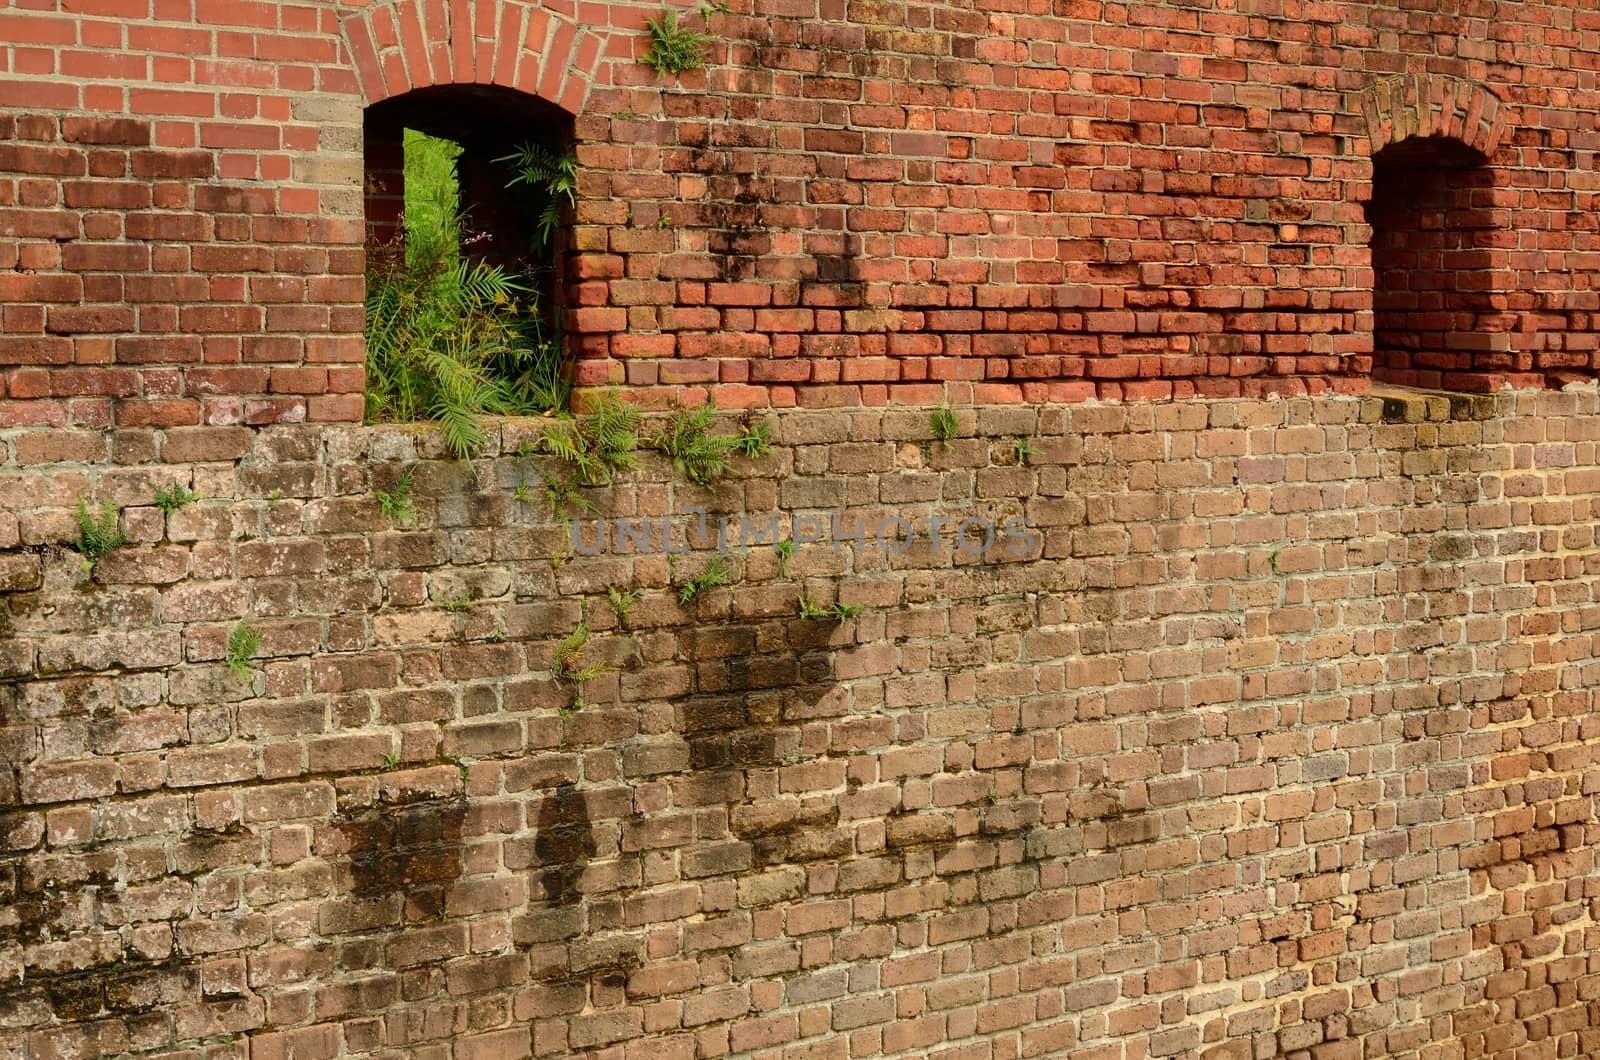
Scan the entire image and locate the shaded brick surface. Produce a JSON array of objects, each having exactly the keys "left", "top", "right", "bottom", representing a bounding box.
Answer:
[{"left": 0, "top": 391, "right": 1598, "bottom": 1056}]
